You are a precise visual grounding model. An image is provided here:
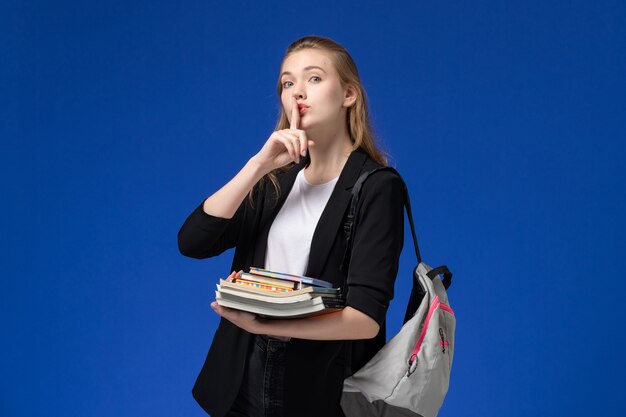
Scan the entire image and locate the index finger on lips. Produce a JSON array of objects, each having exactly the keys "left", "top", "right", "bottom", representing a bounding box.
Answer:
[{"left": 290, "top": 95, "right": 299, "bottom": 130}]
